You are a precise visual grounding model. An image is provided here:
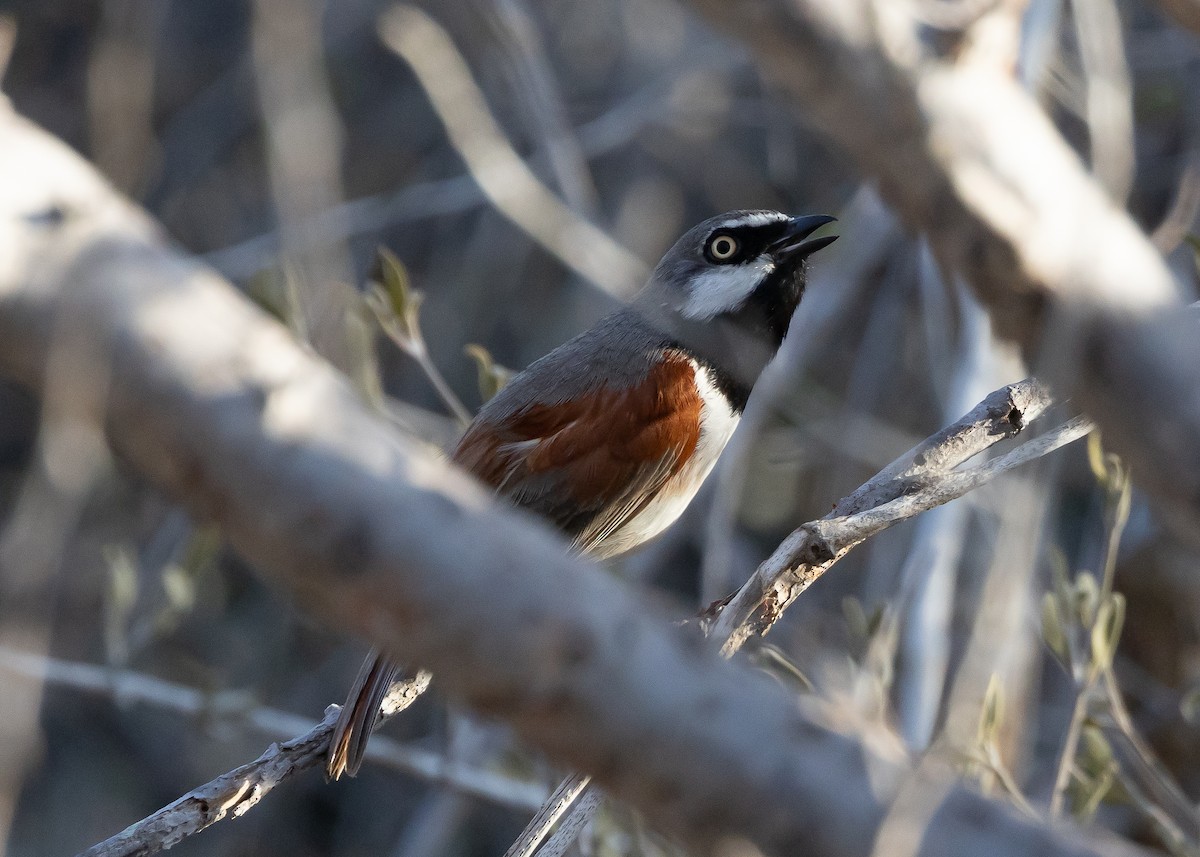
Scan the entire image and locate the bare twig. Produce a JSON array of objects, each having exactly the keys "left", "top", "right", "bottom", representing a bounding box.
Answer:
[
  {"left": 0, "top": 648, "right": 542, "bottom": 830},
  {"left": 503, "top": 774, "right": 596, "bottom": 857},
  {"left": 78, "top": 708, "right": 343, "bottom": 857},
  {"left": 1098, "top": 671, "right": 1200, "bottom": 847},
  {"left": 1049, "top": 685, "right": 1092, "bottom": 818},
  {"left": 485, "top": 0, "right": 600, "bottom": 214},
  {"left": 712, "top": 383, "right": 1066, "bottom": 651},
  {"left": 366, "top": 285, "right": 473, "bottom": 427},
  {"left": 1150, "top": 151, "right": 1200, "bottom": 254}
]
